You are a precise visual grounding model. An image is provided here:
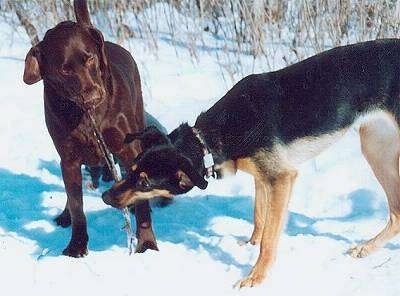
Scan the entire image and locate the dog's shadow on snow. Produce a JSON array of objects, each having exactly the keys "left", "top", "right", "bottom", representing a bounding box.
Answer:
[
  {"left": 0, "top": 160, "right": 398, "bottom": 270},
  {"left": 287, "top": 189, "right": 389, "bottom": 243},
  {"left": 0, "top": 161, "right": 129, "bottom": 256}
]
